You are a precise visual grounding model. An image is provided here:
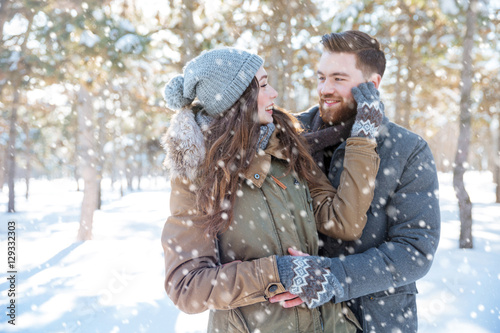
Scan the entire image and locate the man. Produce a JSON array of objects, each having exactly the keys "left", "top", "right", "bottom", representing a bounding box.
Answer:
[{"left": 273, "top": 31, "right": 441, "bottom": 332}]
